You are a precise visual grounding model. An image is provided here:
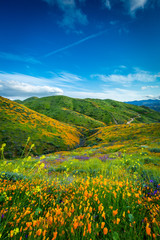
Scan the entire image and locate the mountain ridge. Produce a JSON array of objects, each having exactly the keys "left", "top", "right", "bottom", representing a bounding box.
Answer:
[{"left": 126, "top": 99, "right": 160, "bottom": 112}]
